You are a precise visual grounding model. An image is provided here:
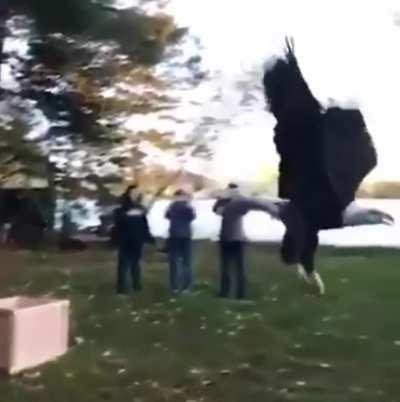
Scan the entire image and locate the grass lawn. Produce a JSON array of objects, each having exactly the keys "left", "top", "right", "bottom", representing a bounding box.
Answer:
[{"left": 0, "top": 242, "right": 400, "bottom": 402}]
